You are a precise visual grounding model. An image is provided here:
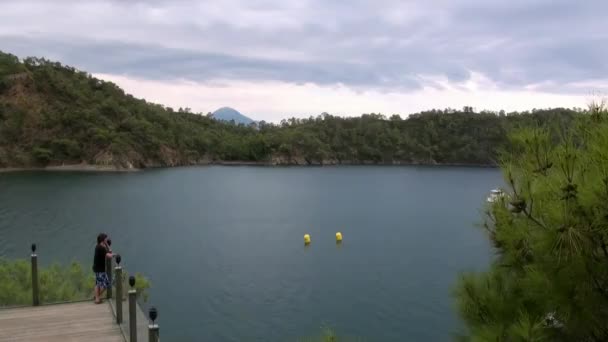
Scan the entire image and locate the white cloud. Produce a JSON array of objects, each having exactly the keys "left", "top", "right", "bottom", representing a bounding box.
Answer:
[
  {"left": 95, "top": 73, "right": 588, "bottom": 122},
  {"left": 1, "top": 0, "right": 606, "bottom": 117}
]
